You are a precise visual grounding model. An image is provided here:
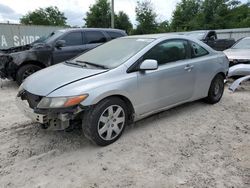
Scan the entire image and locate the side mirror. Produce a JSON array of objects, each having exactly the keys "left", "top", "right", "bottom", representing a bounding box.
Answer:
[
  {"left": 55, "top": 40, "right": 66, "bottom": 48},
  {"left": 139, "top": 59, "right": 158, "bottom": 71}
]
